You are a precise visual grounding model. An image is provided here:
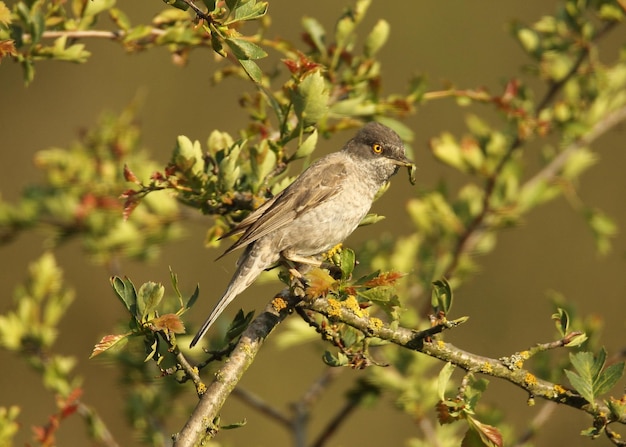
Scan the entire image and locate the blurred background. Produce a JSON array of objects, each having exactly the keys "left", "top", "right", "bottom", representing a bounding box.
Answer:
[{"left": 1, "top": 0, "right": 625, "bottom": 445}]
